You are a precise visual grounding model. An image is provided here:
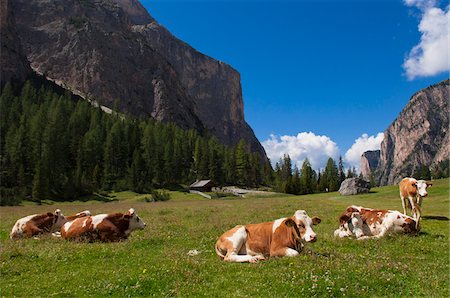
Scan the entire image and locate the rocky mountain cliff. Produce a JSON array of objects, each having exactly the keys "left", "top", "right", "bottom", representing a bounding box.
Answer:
[
  {"left": 0, "top": 0, "right": 31, "bottom": 86},
  {"left": 360, "top": 150, "right": 380, "bottom": 180},
  {"left": 370, "top": 79, "right": 449, "bottom": 185},
  {"left": 9, "top": 0, "right": 265, "bottom": 156}
]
